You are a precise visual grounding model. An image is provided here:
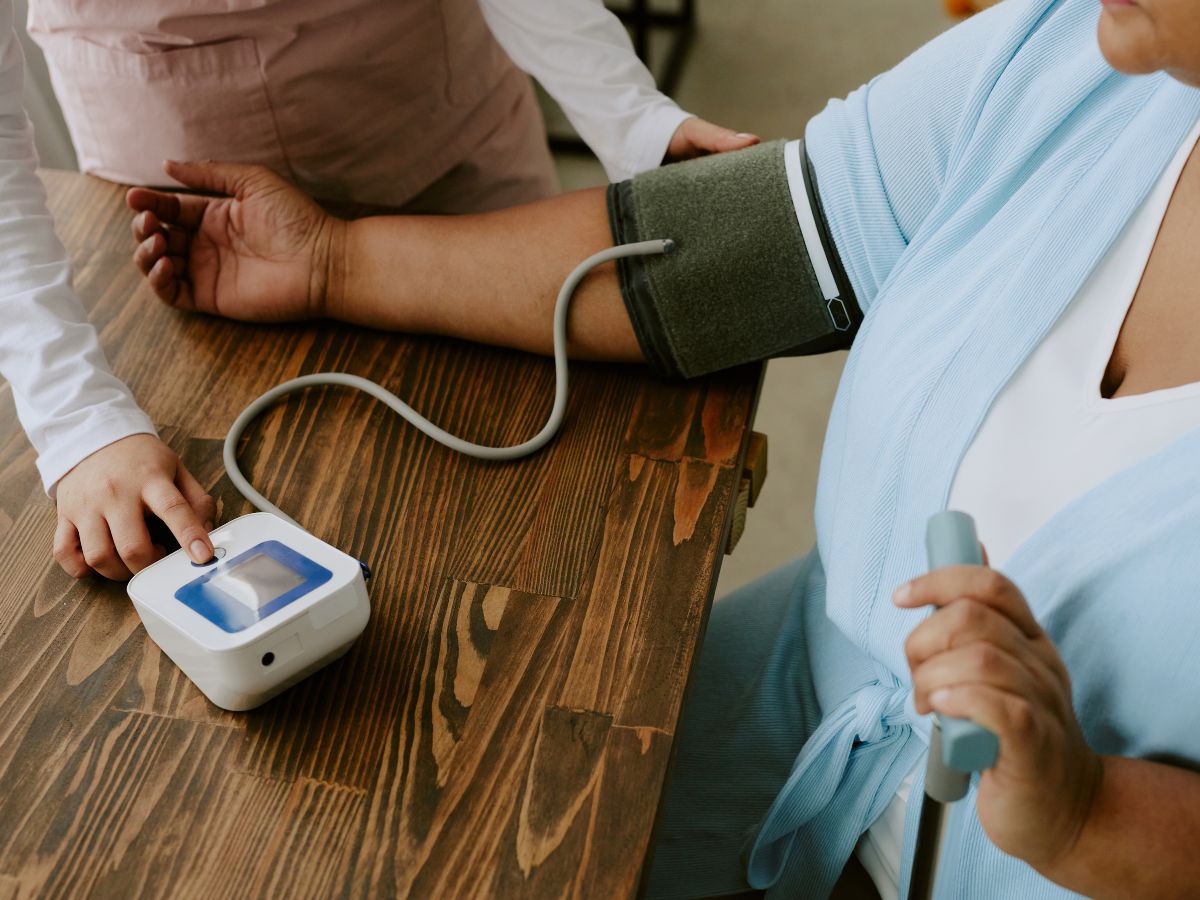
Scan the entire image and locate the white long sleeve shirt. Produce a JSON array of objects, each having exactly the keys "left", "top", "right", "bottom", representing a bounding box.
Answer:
[
  {"left": 0, "top": 0, "right": 155, "bottom": 492},
  {"left": 479, "top": 0, "right": 694, "bottom": 181}
]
